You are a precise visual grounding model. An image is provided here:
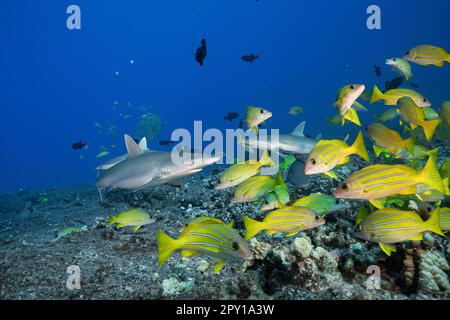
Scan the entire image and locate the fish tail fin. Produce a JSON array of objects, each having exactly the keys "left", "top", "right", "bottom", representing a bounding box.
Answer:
[
  {"left": 420, "top": 152, "right": 445, "bottom": 193},
  {"left": 259, "top": 150, "right": 273, "bottom": 167},
  {"left": 351, "top": 131, "right": 370, "bottom": 161},
  {"left": 370, "top": 85, "right": 384, "bottom": 104},
  {"left": 424, "top": 209, "right": 445, "bottom": 237},
  {"left": 404, "top": 135, "right": 416, "bottom": 155},
  {"left": 343, "top": 108, "right": 361, "bottom": 126},
  {"left": 447, "top": 54, "right": 450, "bottom": 63},
  {"left": 156, "top": 230, "right": 178, "bottom": 266},
  {"left": 107, "top": 215, "right": 115, "bottom": 226},
  {"left": 243, "top": 217, "right": 264, "bottom": 240},
  {"left": 421, "top": 119, "right": 442, "bottom": 141}
]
